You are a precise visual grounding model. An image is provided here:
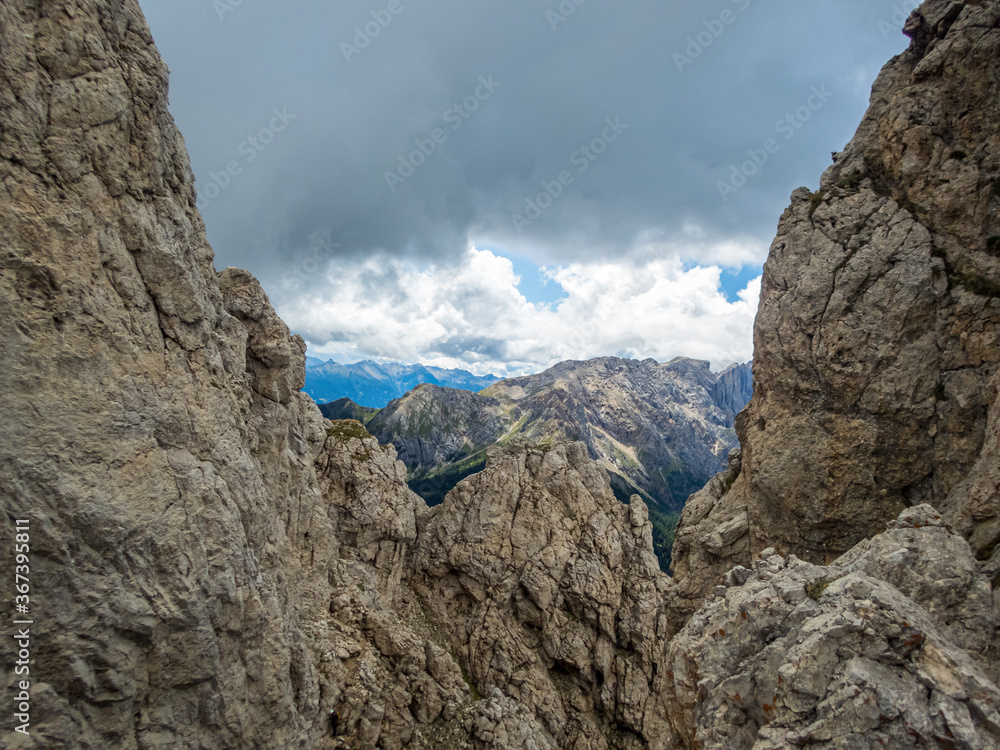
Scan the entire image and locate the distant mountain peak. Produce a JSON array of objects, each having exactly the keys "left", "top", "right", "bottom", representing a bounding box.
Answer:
[
  {"left": 366, "top": 355, "right": 755, "bottom": 572},
  {"left": 303, "top": 358, "right": 501, "bottom": 407}
]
